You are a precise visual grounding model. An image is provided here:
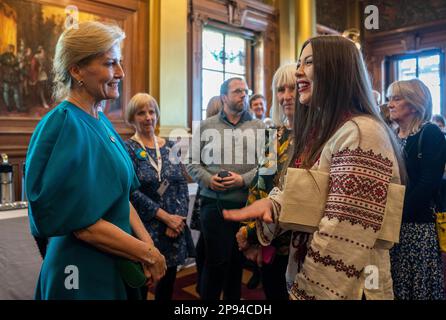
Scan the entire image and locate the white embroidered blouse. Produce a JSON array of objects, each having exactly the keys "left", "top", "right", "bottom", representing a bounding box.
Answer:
[{"left": 257, "top": 115, "right": 403, "bottom": 300}]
